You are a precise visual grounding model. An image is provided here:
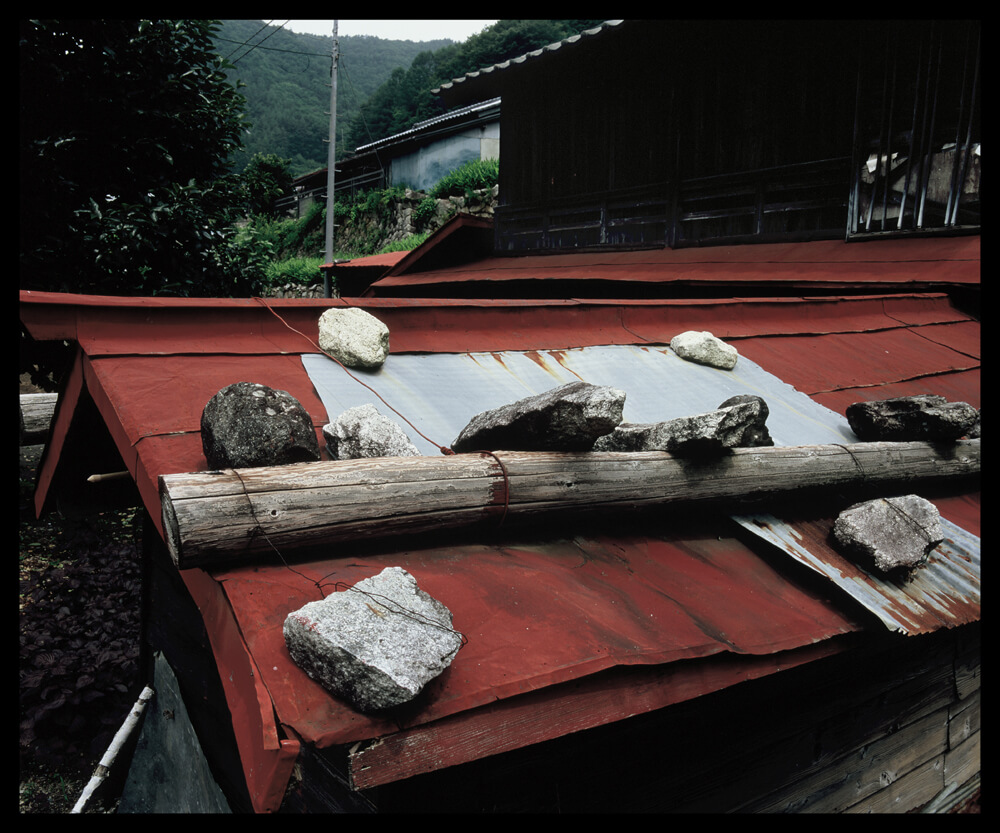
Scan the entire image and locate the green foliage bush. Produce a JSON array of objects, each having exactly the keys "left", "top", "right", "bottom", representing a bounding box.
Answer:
[
  {"left": 379, "top": 232, "right": 430, "bottom": 253},
  {"left": 412, "top": 196, "right": 439, "bottom": 230},
  {"left": 243, "top": 200, "right": 325, "bottom": 258},
  {"left": 241, "top": 152, "right": 293, "bottom": 216},
  {"left": 429, "top": 158, "right": 499, "bottom": 199},
  {"left": 20, "top": 20, "right": 253, "bottom": 300},
  {"left": 263, "top": 256, "right": 324, "bottom": 287},
  {"left": 332, "top": 186, "right": 410, "bottom": 255}
]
